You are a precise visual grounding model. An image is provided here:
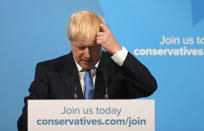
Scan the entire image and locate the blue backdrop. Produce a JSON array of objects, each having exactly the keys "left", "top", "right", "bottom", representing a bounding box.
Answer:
[{"left": 0, "top": 0, "right": 204, "bottom": 130}]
